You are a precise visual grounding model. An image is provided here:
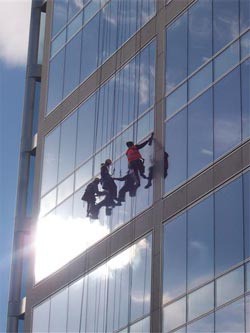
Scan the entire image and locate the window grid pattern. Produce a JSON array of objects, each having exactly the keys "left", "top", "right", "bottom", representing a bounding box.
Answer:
[
  {"left": 47, "top": 0, "right": 155, "bottom": 114},
  {"left": 162, "top": 170, "right": 250, "bottom": 332},
  {"left": 165, "top": 0, "right": 250, "bottom": 194},
  {"left": 32, "top": 235, "right": 152, "bottom": 333},
  {"left": 36, "top": 41, "right": 155, "bottom": 282}
]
